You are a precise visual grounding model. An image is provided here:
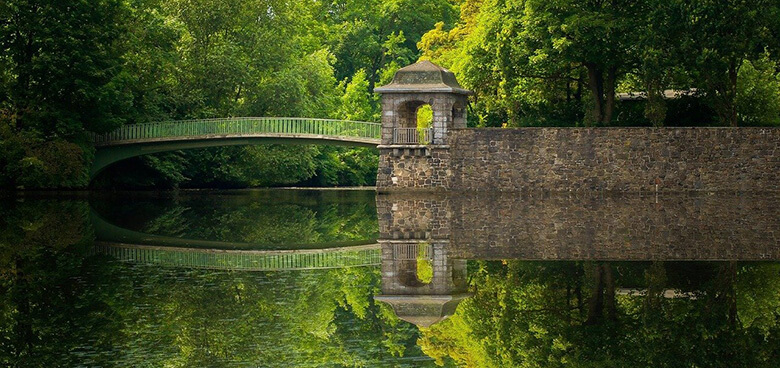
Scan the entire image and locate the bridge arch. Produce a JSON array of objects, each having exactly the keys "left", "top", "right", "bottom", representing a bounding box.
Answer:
[{"left": 90, "top": 117, "right": 380, "bottom": 178}]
